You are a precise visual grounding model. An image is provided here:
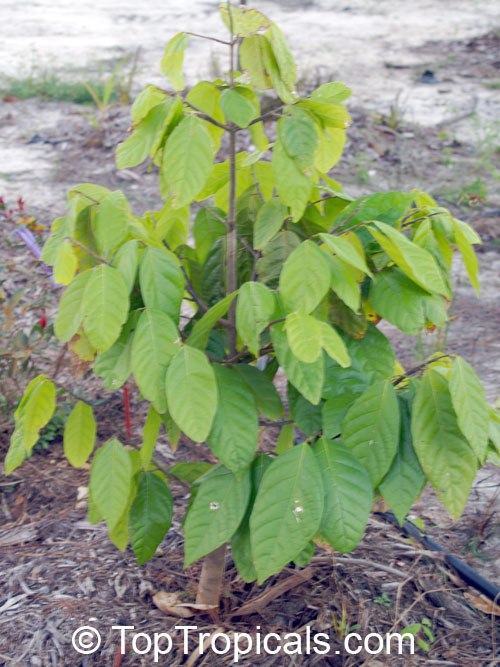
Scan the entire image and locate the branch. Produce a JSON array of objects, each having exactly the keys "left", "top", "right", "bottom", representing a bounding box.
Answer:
[
  {"left": 183, "top": 99, "right": 229, "bottom": 131},
  {"left": 392, "top": 354, "right": 451, "bottom": 387},
  {"left": 401, "top": 210, "right": 449, "bottom": 228},
  {"left": 247, "top": 105, "right": 286, "bottom": 127},
  {"left": 66, "top": 238, "right": 110, "bottom": 265},
  {"left": 185, "top": 31, "right": 234, "bottom": 47}
]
